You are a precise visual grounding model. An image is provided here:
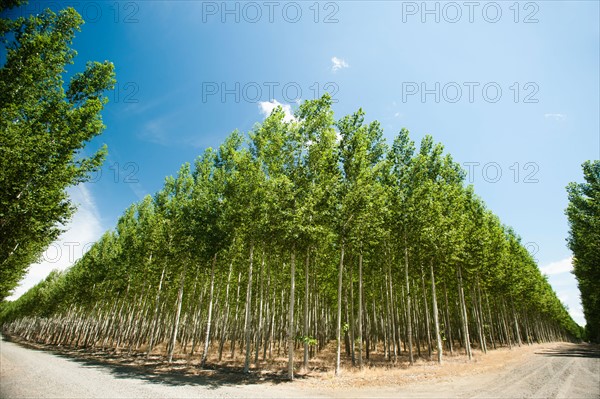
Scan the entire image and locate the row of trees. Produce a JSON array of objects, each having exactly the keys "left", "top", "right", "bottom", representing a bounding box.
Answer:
[
  {"left": 0, "top": 3, "right": 115, "bottom": 299},
  {"left": 1, "top": 96, "right": 582, "bottom": 379},
  {"left": 566, "top": 160, "right": 599, "bottom": 343}
]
